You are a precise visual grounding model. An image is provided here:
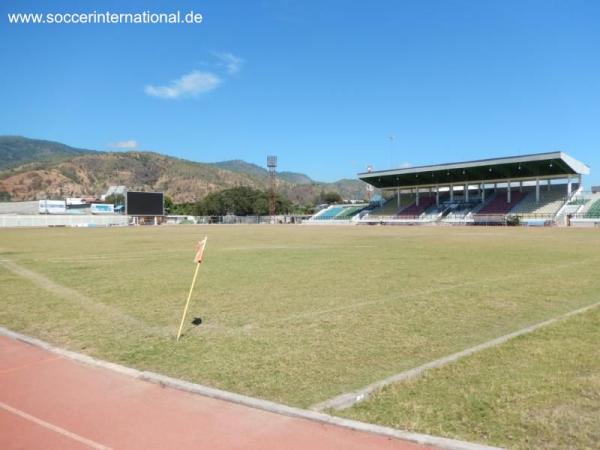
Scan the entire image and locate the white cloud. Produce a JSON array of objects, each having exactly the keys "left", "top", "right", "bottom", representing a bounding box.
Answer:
[
  {"left": 111, "top": 140, "right": 139, "bottom": 149},
  {"left": 213, "top": 51, "right": 244, "bottom": 74},
  {"left": 400, "top": 162, "right": 412, "bottom": 168},
  {"left": 145, "top": 71, "right": 221, "bottom": 99}
]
